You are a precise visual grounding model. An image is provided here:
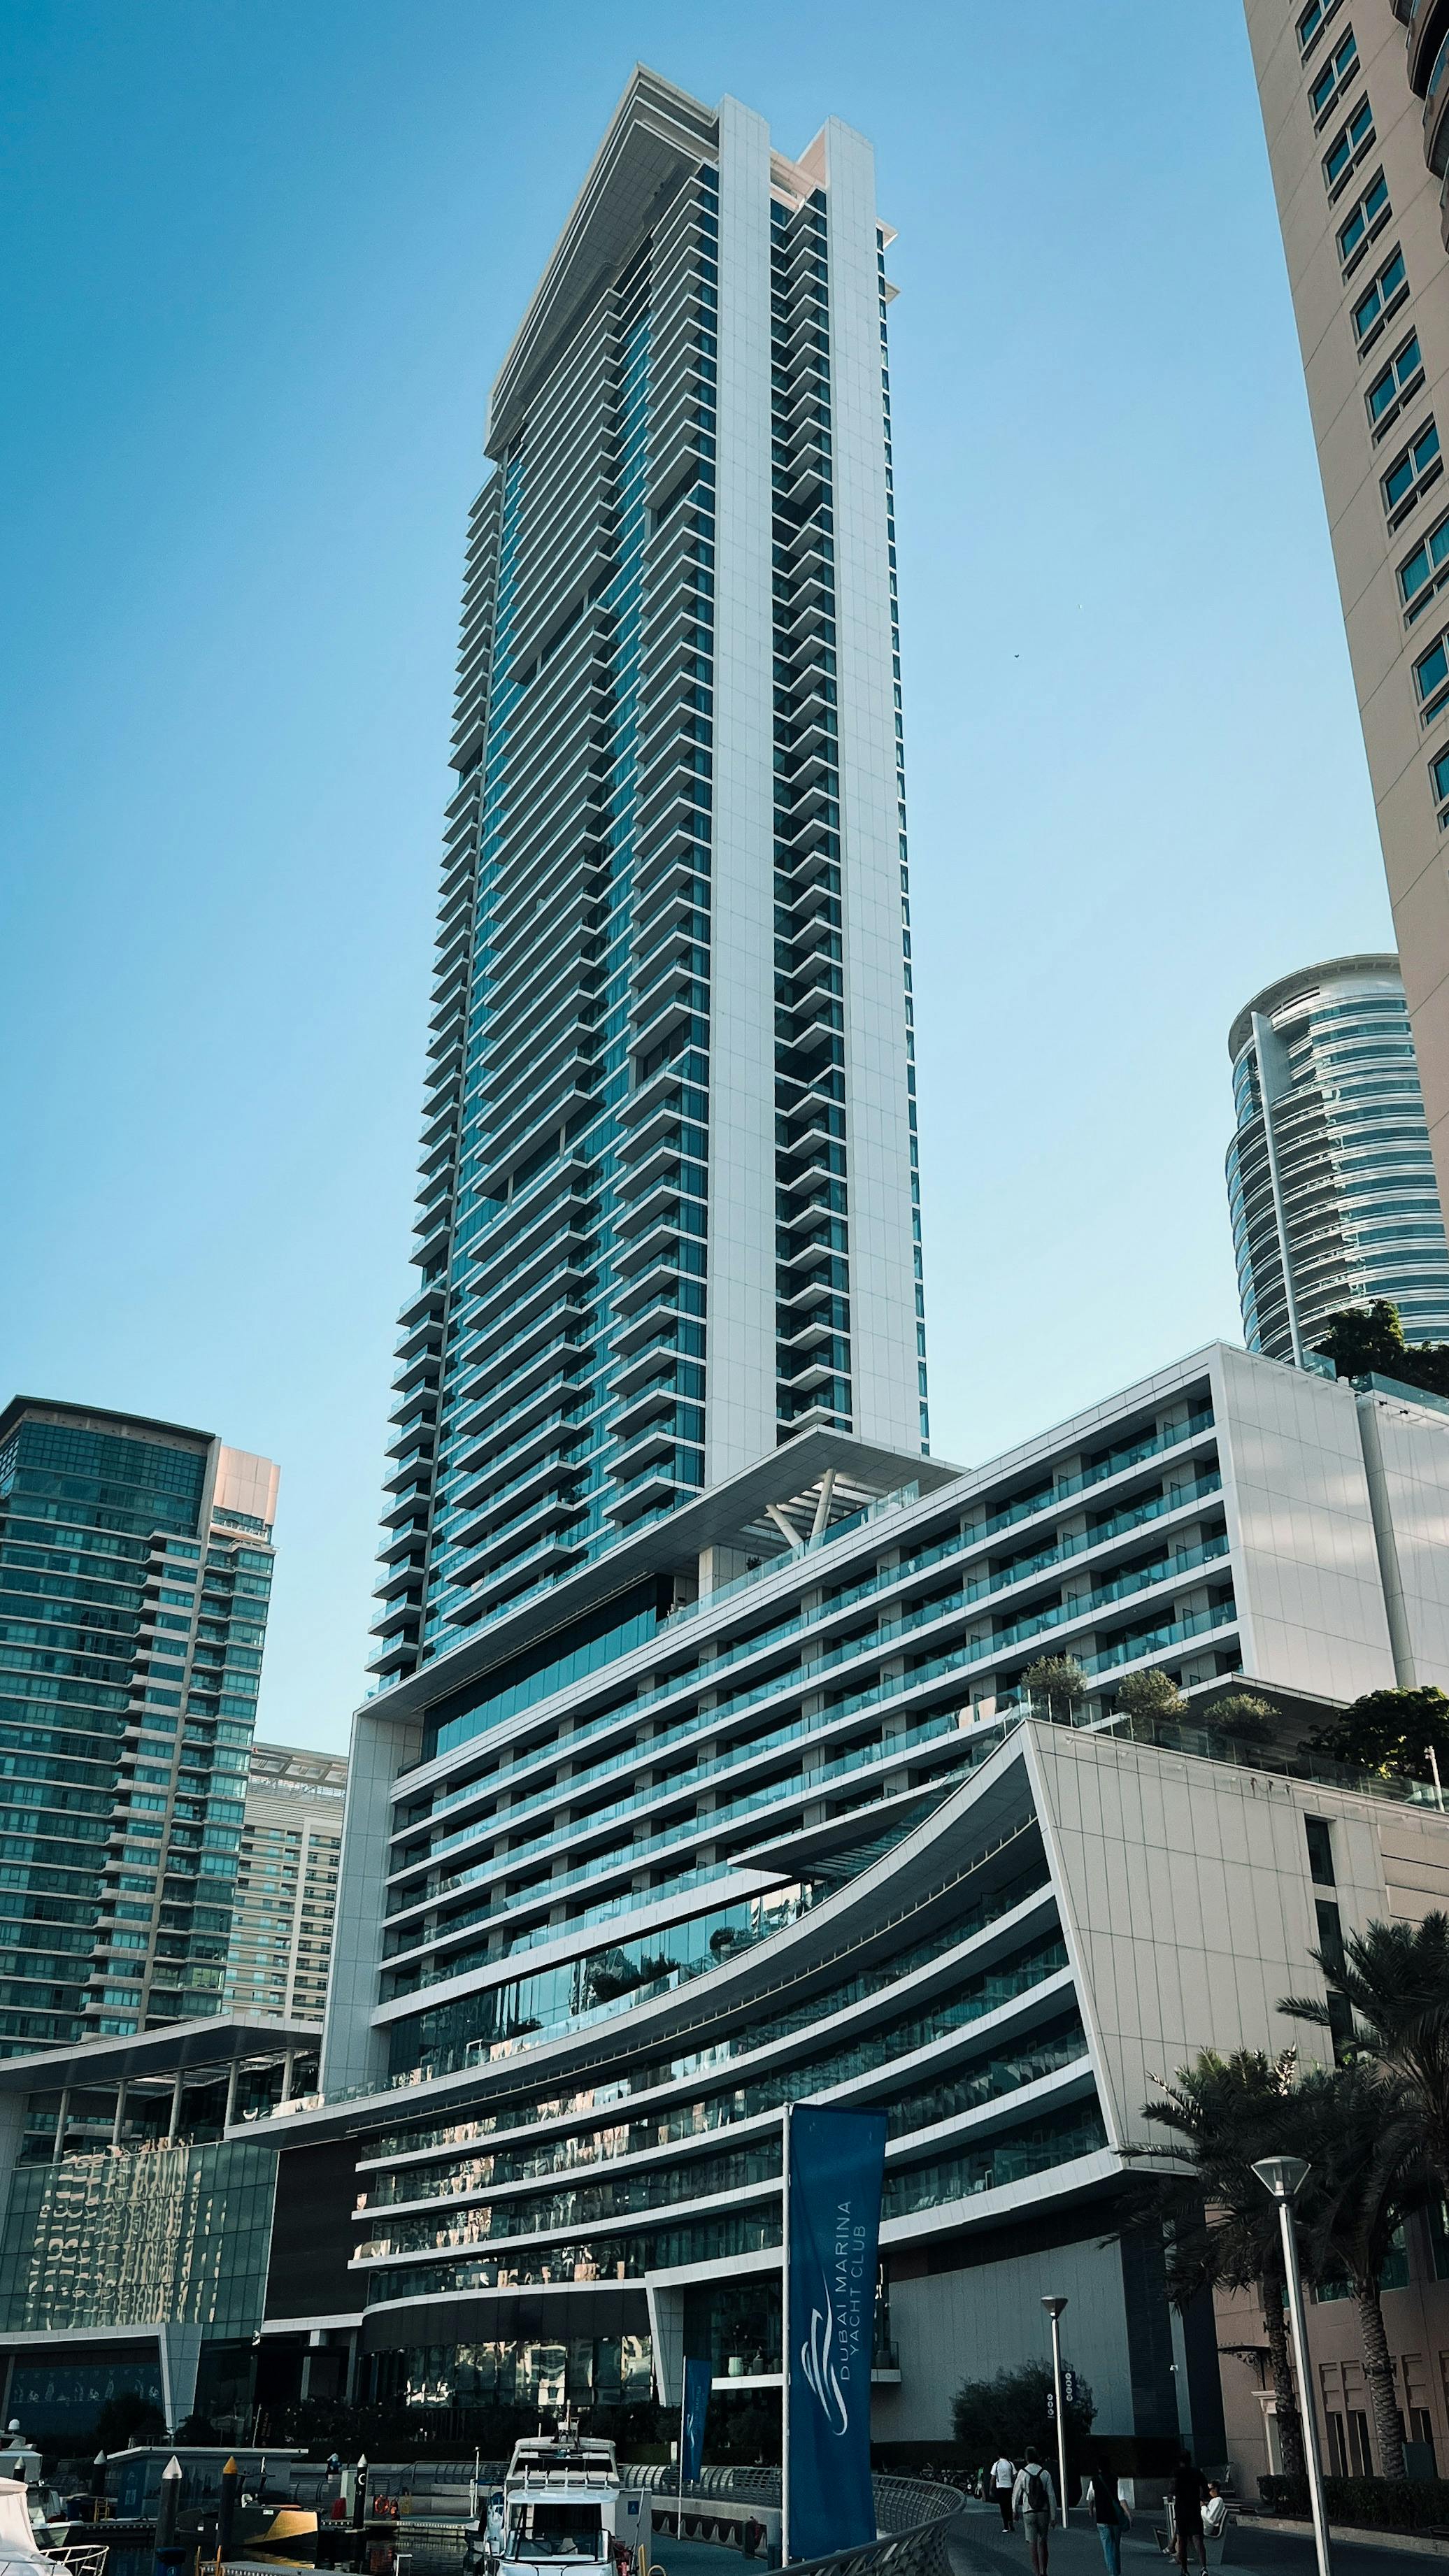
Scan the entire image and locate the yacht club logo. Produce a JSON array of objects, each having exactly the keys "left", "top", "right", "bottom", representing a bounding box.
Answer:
[
  {"left": 797, "top": 2196, "right": 869, "bottom": 2438},
  {"left": 801, "top": 2287, "right": 849, "bottom": 2436}
]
